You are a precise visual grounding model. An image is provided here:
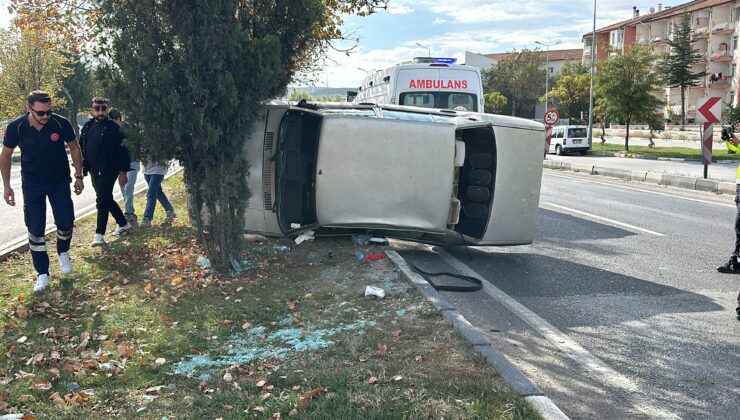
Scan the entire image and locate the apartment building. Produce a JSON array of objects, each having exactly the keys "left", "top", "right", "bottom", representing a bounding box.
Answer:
[{"left": 583, "top": 1, "right": 740, "bottom": 122}]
